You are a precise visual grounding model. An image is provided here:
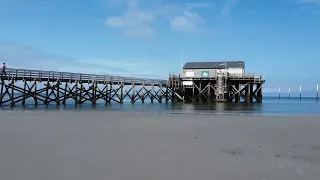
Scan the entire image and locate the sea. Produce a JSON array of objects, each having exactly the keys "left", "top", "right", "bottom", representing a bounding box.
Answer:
[{"left": 1, "top": 95, "right": 320, "bottom": 115}]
